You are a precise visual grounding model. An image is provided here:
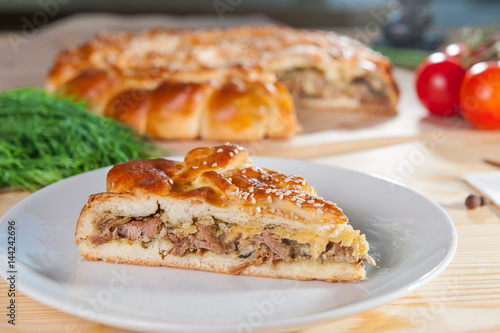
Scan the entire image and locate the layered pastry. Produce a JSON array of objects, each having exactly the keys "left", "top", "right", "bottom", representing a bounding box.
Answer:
[{"left": 75, "top": 144, "right": 375, "bottom": 281}]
